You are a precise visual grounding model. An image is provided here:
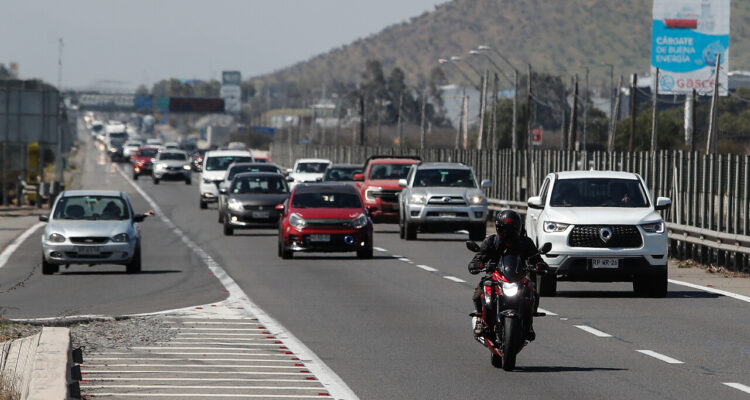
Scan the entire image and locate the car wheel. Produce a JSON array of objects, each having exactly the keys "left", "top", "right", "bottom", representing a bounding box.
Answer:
[
  {"left": 199, "top": 199, "right": 207, "bottom": 209},
  {"left": 469, "top": 223, "right": 486, "bottom": 241},
  {"left": 133, "top": 173, "right": 138, "bottom": 180},
  {"left": 153, "top": 178, "right": 160, "bottom": 185},
  {"left": 126, "top": 245, "right": 142, "bottom": 274},
  {"left": 357, "top": 243, "right": 373, "bottom": 259},
  {"left": 398, "top": 212, "right": 405, "bottom": 239},
  {"left": 41, "top": 255, "right": 58, "bottom": 275},
  {"left": 223, "top": 221, "right": 233, "bottom": 236},
  {"left": 405, "top": 220, "right": 417, "bottom": 240},
  {"left": 218, "top": 211, "right": 224, "bottom": 223},
  {"left": 281, "top": 242, "right": 293, "bottom": 259},
  {"left": 536, "top": 272, "right": 557, "bottom": 297}
]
